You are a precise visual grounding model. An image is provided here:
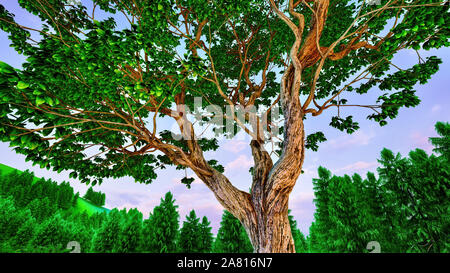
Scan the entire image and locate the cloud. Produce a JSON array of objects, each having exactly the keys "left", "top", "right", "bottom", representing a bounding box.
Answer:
[
  {"left": 410, "top": 131, "right": 433, "bottom": 153},
  {"left": 290, "top": 191, "right": 315, "bottom": 205},
  {"left": 225, "top": 154, "right": 253, "bottom": 171},
  {"left": 431, "top": 104, "right": 441, "bottom": 114},
  {"left": 104, "top": 189, "right": 163, "bottom": 217},
  {"left": 334, "top": 161, "right": 378, "bottom": 174},
  {"left": 300, "top": 166, "right": 317, "bottom": 176},
  {"left": 326, "top": 130, "right": 375, "bottom": 150},
  {"left": 222, "top": 139, "right": 248, "bottom": 153},
  {"left": 289, "top": 191, "right": 316, "bottom": 235}
]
